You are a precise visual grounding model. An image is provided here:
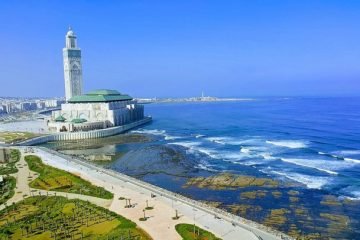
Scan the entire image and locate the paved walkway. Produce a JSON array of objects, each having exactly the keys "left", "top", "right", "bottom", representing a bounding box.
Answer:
[{"left": 0, "top": 149, "right": 112, "bottom": 211}]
